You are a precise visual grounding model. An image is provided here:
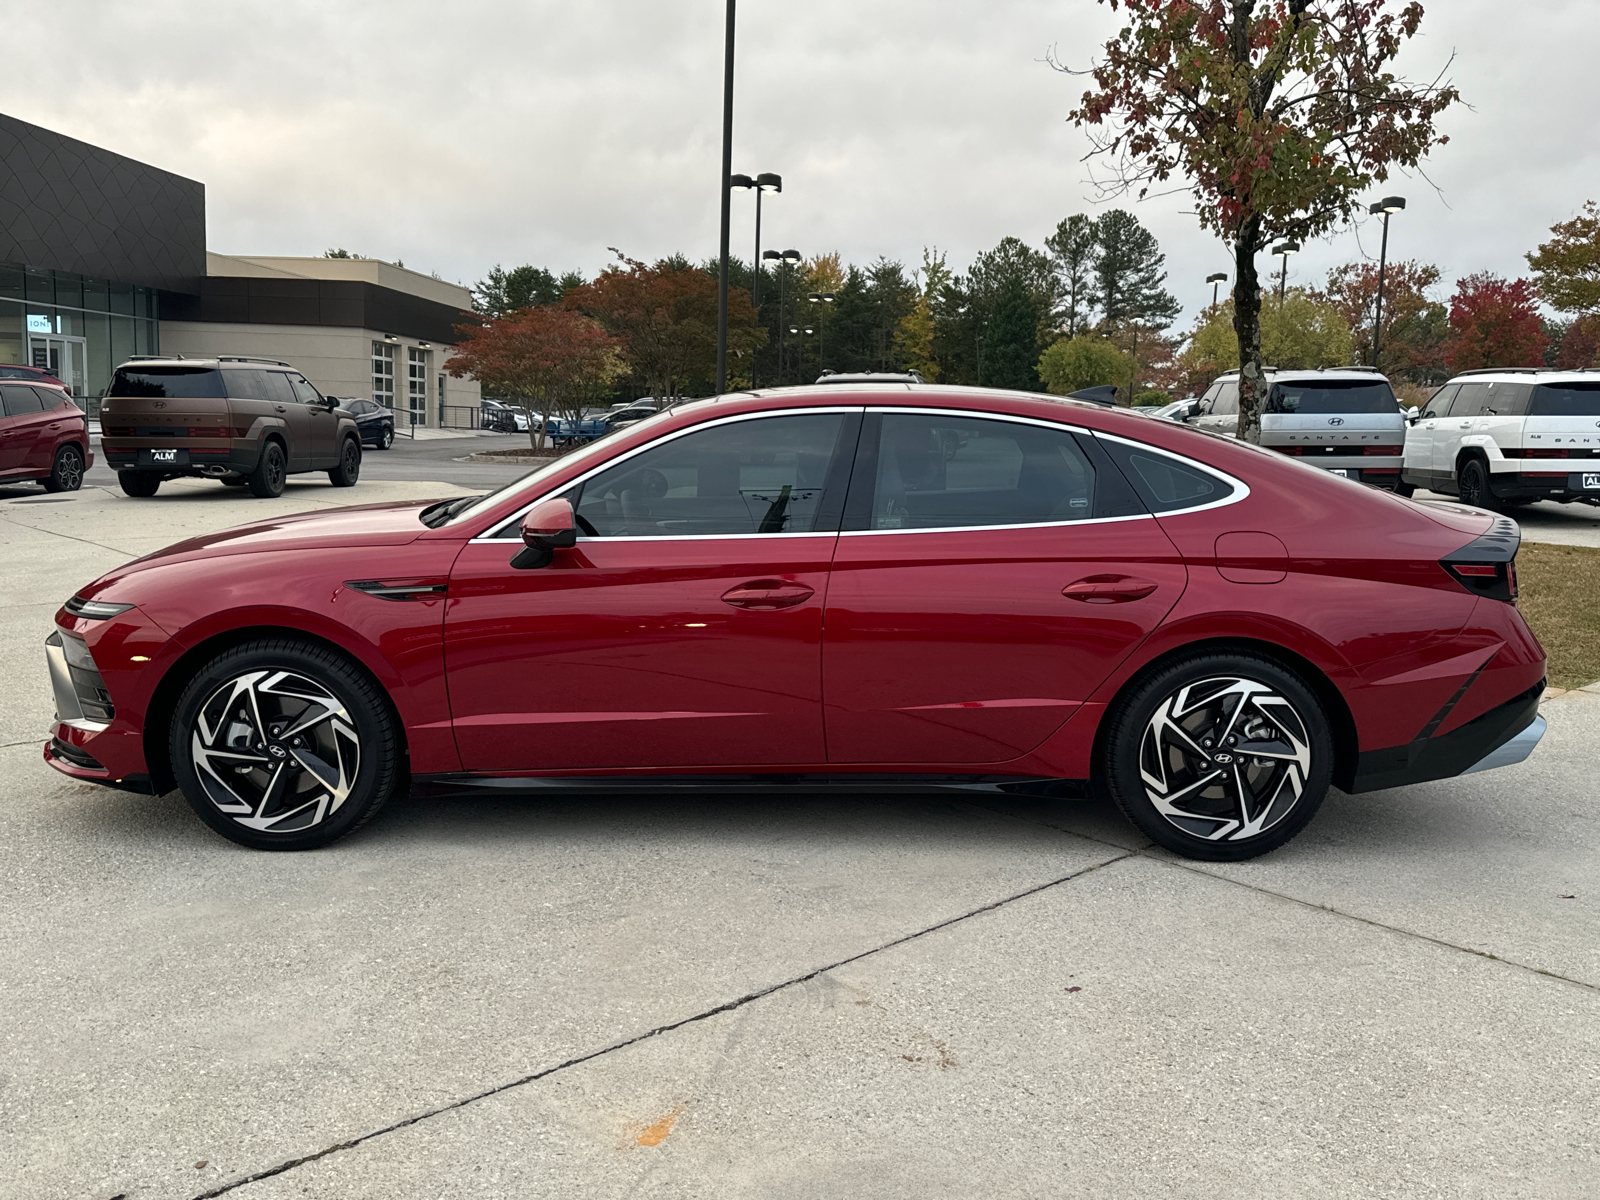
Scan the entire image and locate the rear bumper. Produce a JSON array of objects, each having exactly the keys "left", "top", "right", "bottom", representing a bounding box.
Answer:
[
  {"left": 1348, "top": 678, "right": 1545, "bottom": 793},
  {"left": 102, "top": 439, "right": 260, "bottom": 475},
  {"left": 1485, "top": 463, "right": 1600, "bottom": 503}
]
